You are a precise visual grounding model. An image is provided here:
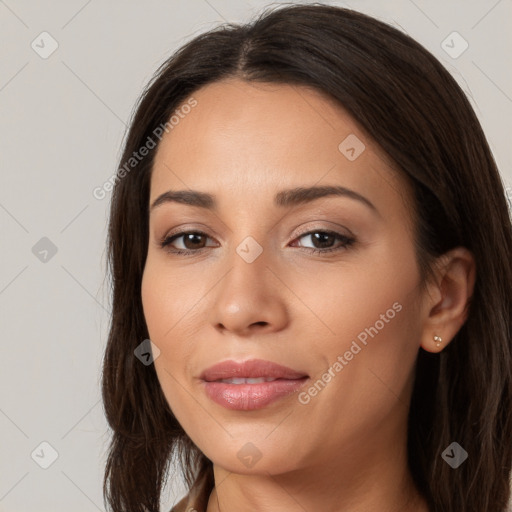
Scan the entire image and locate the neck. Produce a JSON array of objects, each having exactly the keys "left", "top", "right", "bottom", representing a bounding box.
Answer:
[
  {"left": 205, "top": 373, "right": 428, "bottom": 512},
  {"left": 206, "top": 436, "right": 429, "bottom": 512}
]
